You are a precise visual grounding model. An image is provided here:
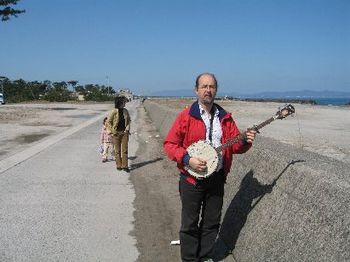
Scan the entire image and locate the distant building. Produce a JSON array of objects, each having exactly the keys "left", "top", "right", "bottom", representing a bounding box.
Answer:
[
  {"left": 71, "top": 92, "right": 85, "bottom": 101},
  {"left": 77, "top": 94, "right": 85, "bottom": 101},
  {"left": 117, "top": 89, "right": 133, "bottom": 101}
]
